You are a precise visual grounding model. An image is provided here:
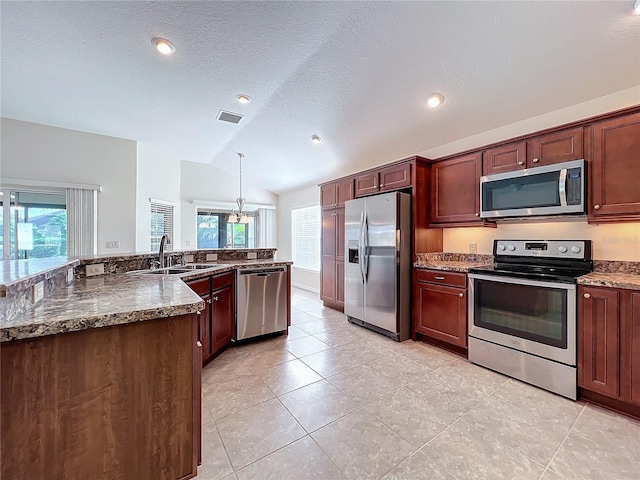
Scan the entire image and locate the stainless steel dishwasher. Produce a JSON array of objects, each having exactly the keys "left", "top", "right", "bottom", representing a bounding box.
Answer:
[{"left": 235, "top": 266, "right": 287, "bottom": 341}]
